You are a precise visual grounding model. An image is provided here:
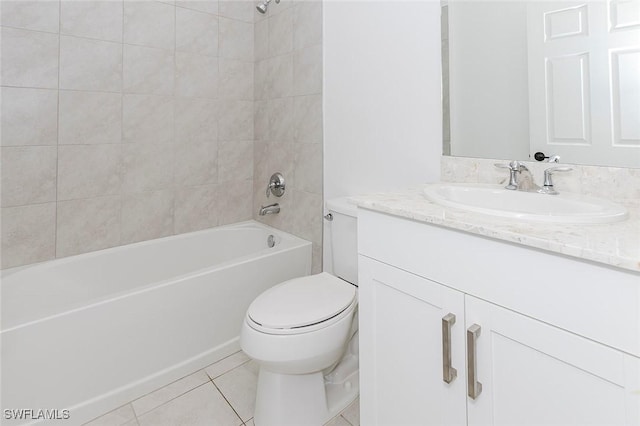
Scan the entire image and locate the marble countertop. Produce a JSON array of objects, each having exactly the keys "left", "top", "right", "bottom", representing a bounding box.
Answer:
[{"left": 353, "top": 188, "right": 640, "bottom": 273}]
